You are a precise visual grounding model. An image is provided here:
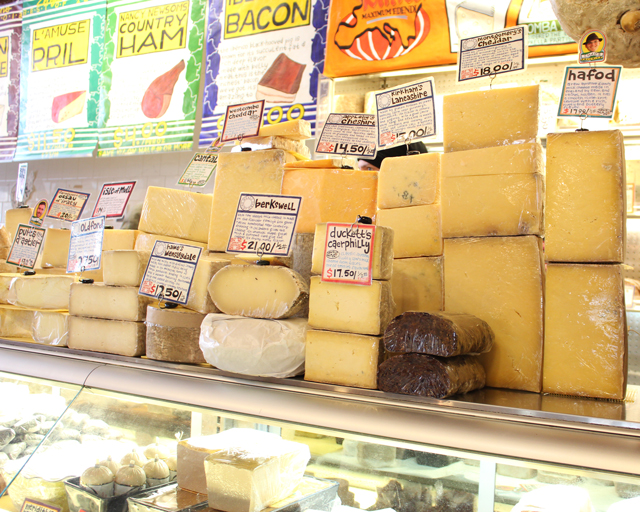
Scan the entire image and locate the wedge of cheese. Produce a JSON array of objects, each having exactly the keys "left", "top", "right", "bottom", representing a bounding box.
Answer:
[
  {"left": 376, "top": 205, "right": 442, "bottom": 258},
  {"left": 255, "top": 119, "right": 311, "bottom": 140},
  {"left": 378, "top": 153, "right": 440, "bottom": 209},
  {"left": 283, "top": 158, "right": 359, "bottom": 169},
  {"left": 32, "top": 310, "right": 69, "bottom": 346},
  {"left": 69, "top": 283, "right": 153, "bottom": 321},
  {"left": 102, "top": 229, "right": 140, "bottom": 251},
  {"left": 6, "top": 208, "right": 32, "bottom": 242},
  {"left": 41, "top": 229, "right": 71, "bottom": 268},
  {"left": 103, "top": 250, "right": 151, "bottom": 287},
  {"left": 135, "top": 232, "right": 208, "bottom": 252},
  {"left": 186, "top": 255, "right": 231, "bottom": 314},
  {"left": 238, "top": 136, "right": 310, "bottom": 158},
  {"left": 391, "top": 257, "right": 443, "bottom": 316},
  {"left": 68, "top": 316, "right": 146, "bottom": 356},
  {"left": 10, "top": 275, "right": 76, "bottom": 310}
]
